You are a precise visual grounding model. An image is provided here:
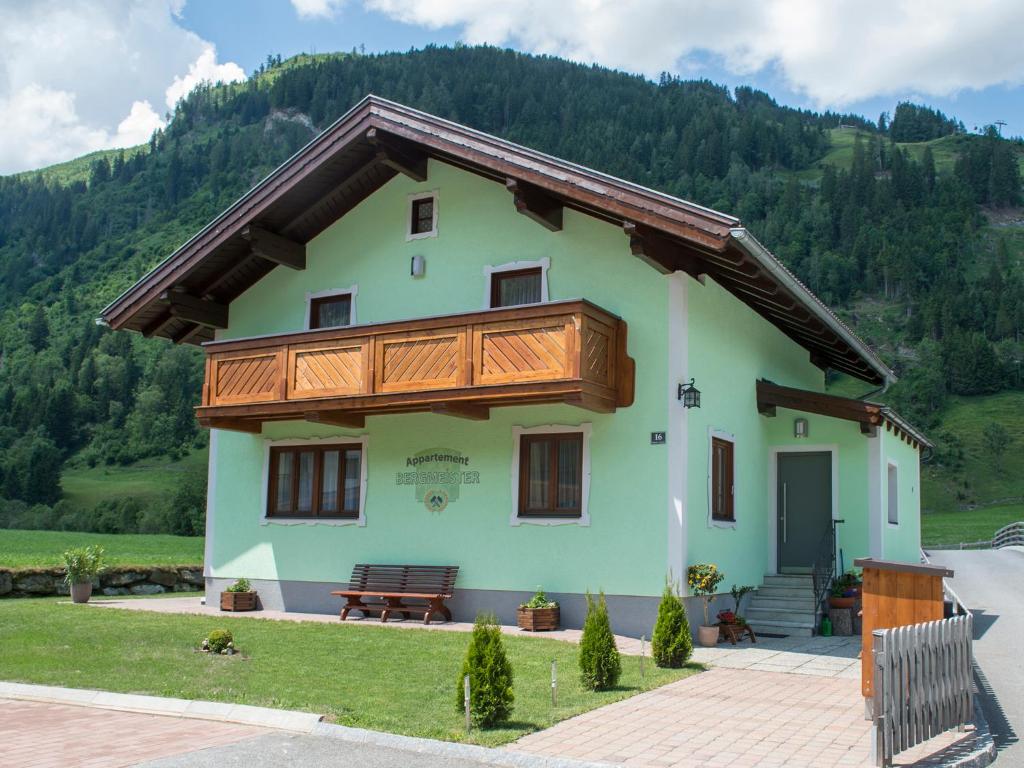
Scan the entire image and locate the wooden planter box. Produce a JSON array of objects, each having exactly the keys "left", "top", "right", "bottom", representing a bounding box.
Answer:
[
  {"left": 220, "top": 591, "right": 258, "bottom": 611},
  {"left": 517, "top": 605, "right": 559, "bottom": 631}
]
